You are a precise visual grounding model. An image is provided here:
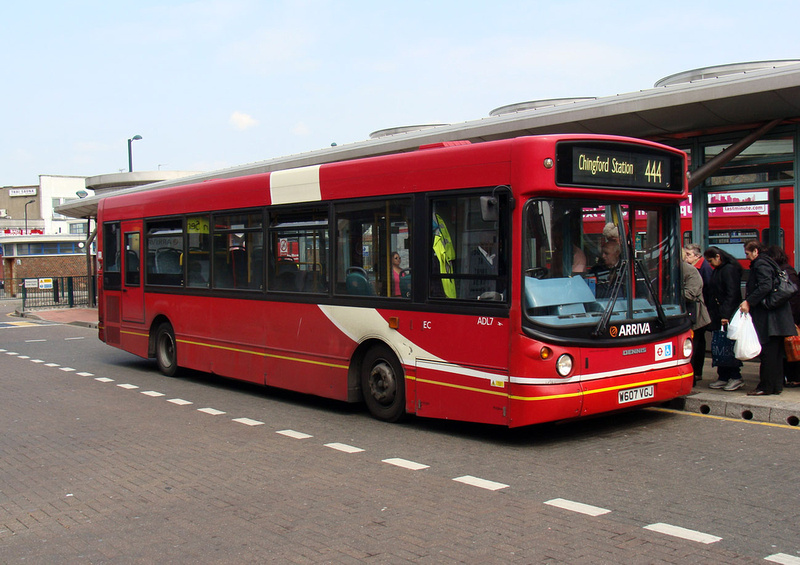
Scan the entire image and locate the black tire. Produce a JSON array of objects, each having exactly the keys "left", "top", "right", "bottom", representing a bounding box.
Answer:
[
  {"left": 154, "top": 322, "right": 178, "bottom": 377},
  {"left": 361, "top": 345, "right": 406, "bottom": 422}
]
